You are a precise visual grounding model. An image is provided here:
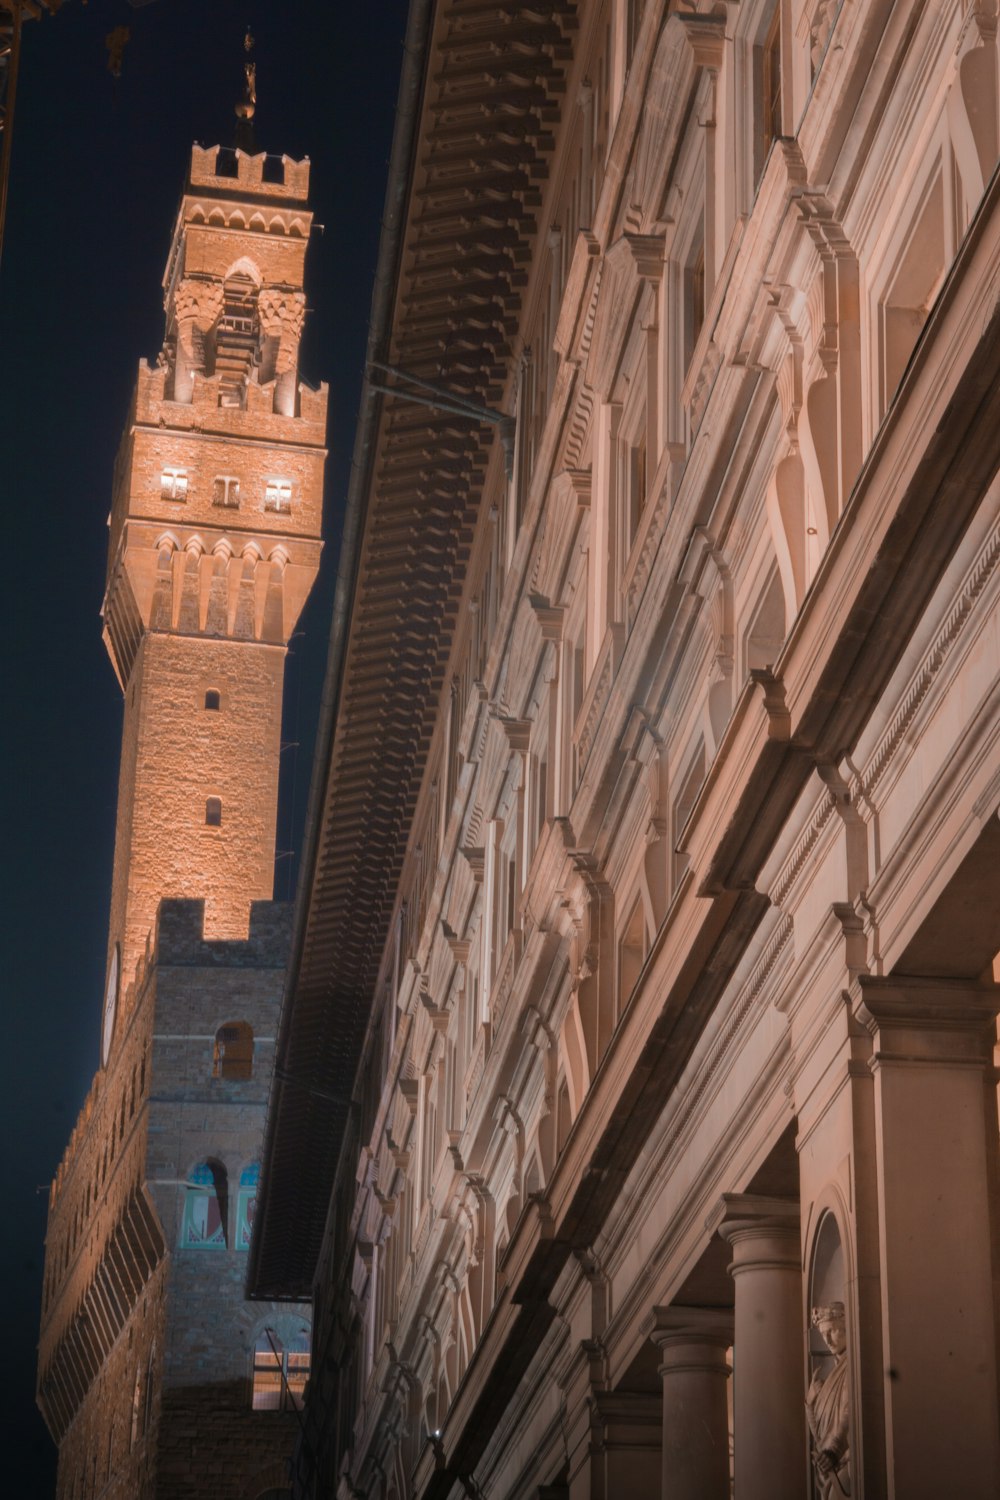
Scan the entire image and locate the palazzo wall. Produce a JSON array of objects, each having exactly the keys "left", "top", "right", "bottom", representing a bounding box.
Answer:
[{"left": 39, "top": 901, "right": 306, "bottom": 1500}]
